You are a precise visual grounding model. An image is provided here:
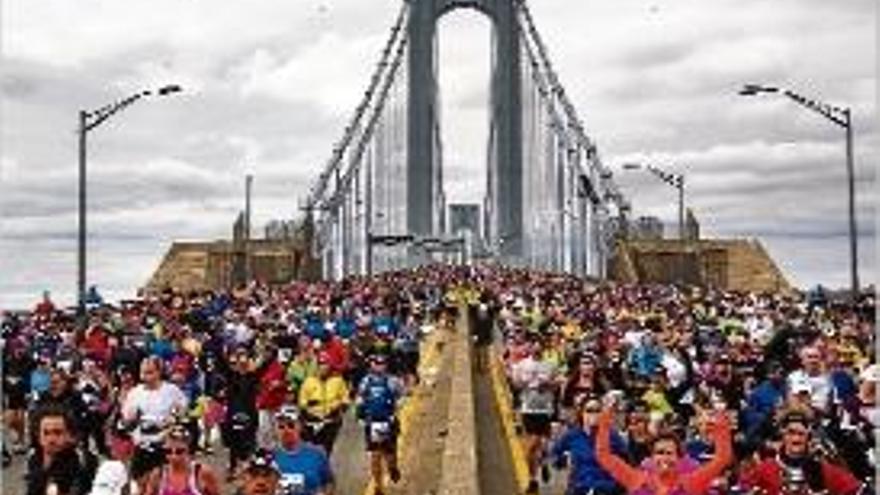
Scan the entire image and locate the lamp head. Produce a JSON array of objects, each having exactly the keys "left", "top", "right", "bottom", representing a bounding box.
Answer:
[
  {"left": 157, "top": 84, "right": 183, "bottom": 96},
  {"left": 739, "top": 84, "right": 778, "bottom": 96}
]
